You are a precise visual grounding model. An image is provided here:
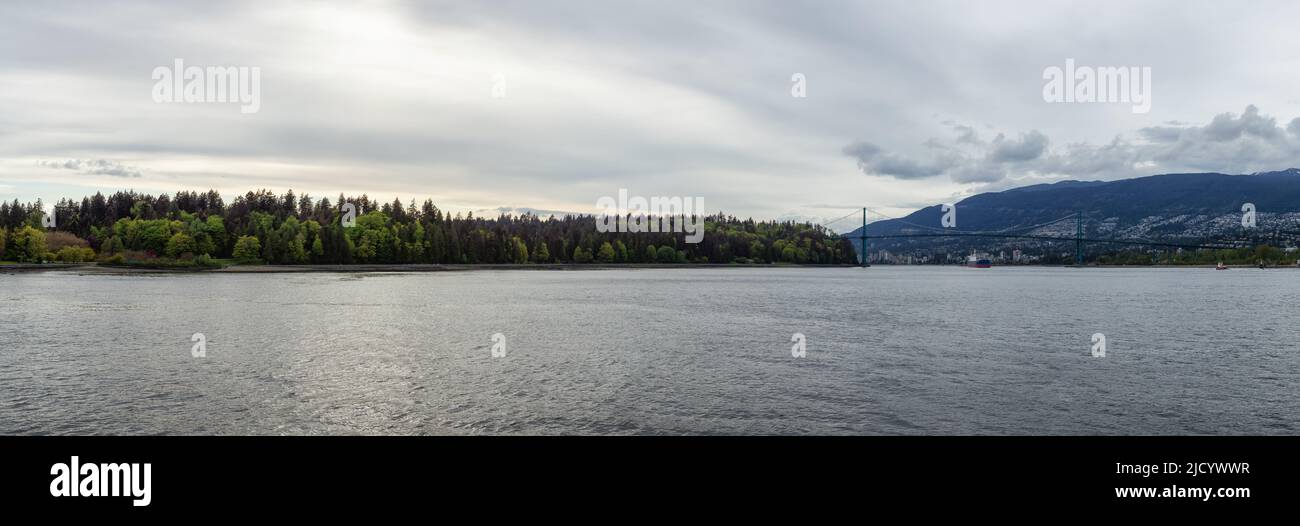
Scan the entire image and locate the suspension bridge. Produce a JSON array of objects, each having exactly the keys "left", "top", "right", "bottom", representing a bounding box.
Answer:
[{"left": 821, "top": 208, "right": 1245, "bottom": 267}]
